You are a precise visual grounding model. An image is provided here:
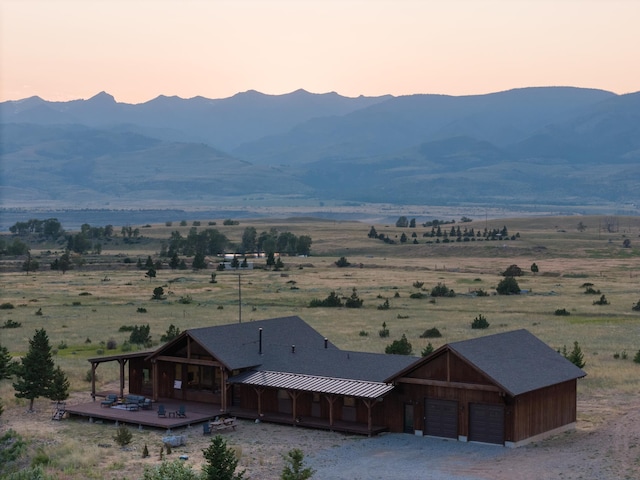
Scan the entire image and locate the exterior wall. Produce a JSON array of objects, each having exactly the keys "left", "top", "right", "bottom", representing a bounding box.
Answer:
[
  {"left": 384, "top": 383, "right": 504, "bottom": 438},
  {"left": 510, "top": 380, "right": 577, "bottom": 442},
  {"left": 128, "top": 357, "right": 153, "bottom": 397}
]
